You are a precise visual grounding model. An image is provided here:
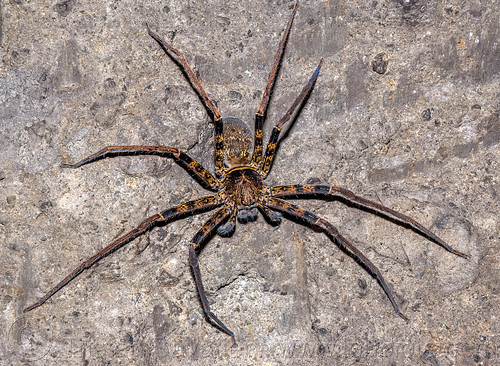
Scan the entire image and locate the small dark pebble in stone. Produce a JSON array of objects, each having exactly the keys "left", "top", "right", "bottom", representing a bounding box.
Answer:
[
  {"left": 55, "top": 1, "right": 73, "bottom": 16},
  {"left": 228, "top": 90, "right": 242, "bottom": 100},
  {"left": 372, "top": 52, "right": 389, "bottom": 74},
  {"left": 422, "top": 108, "right": 433, "bottom": 121},
  {"left": 307, "top": 177, "right": 321, "bottom": 184}
]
